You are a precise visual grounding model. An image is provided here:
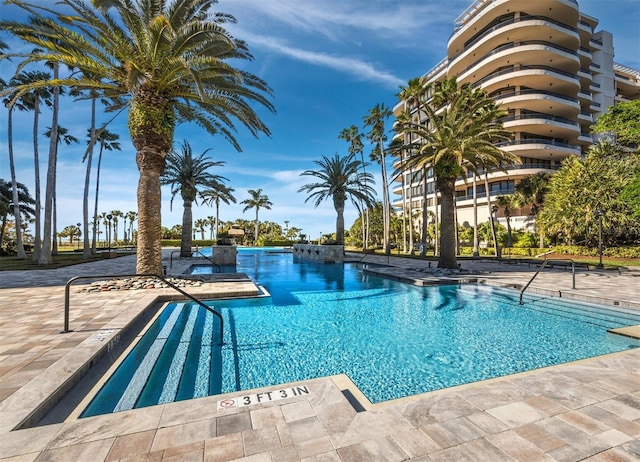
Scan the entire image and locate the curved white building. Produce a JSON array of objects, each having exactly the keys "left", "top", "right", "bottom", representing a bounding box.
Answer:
[{"left": 393, "top": 0, "right": 640, "bottom": 234}]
